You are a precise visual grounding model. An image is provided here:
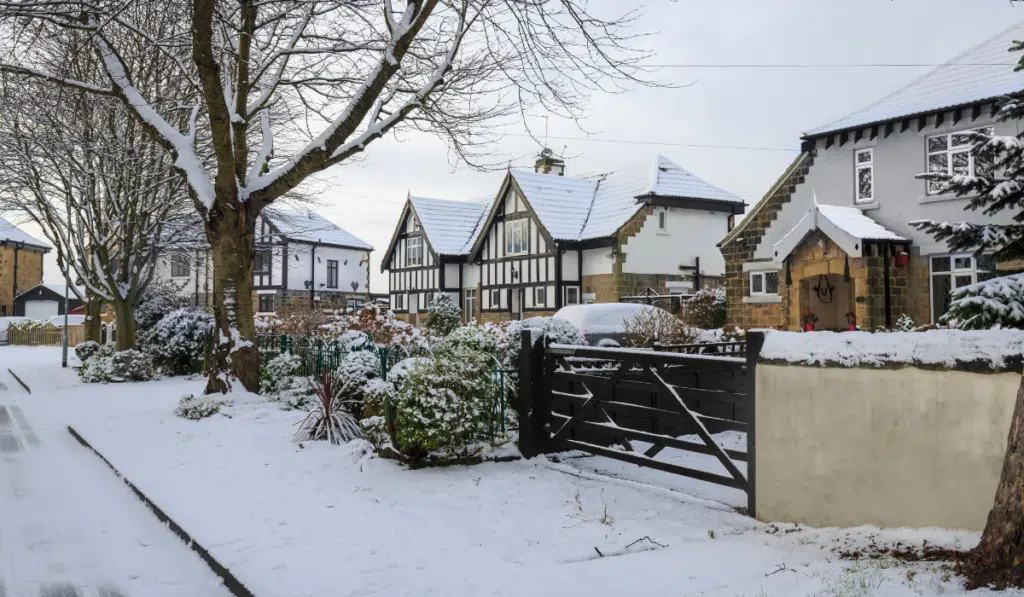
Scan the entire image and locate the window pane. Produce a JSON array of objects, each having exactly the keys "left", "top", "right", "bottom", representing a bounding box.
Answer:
[
  {"left": 932, "top": 275, "right": 952, "bottom": 323},
  {"left": 856, "top": 149, "right": 872, "bottom": 164},
  {"left": 978, "top": 271, "right": 997, "bottom": 283},
  {"left": 951, "top": 133, "right": 974, "bottom": 147},
  {"left": 857, "top": 167, "right": 873, "bottom": 200},
  {"left": 953, "top": 256, "right": 972, "bottom": 270},
  {"left": 765, "top": 271, "right": 779, "bottom": 294},
  {"left": 952, "top": 150, "right": 970, "bottom": 176},
  {"left": 974, "top": 154, "right": 994, "bottom": 178},
  {"left": 977, "top": 253, "right": 996, "bottom": 272},
  {"left": 928, "top": 153, "right": 948, "bottom": 173},
  {"left": 931, "top": 256, "right": 951, "bottom": 272},
  {"left": 751, "top": 274, "right": 763, "bottom": 293},
  {"left": 927, "top": 136, "right": 948, "bottom": 153},
  {"left": 955, "top": 275, "right": 973, "bottom": 288}
]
